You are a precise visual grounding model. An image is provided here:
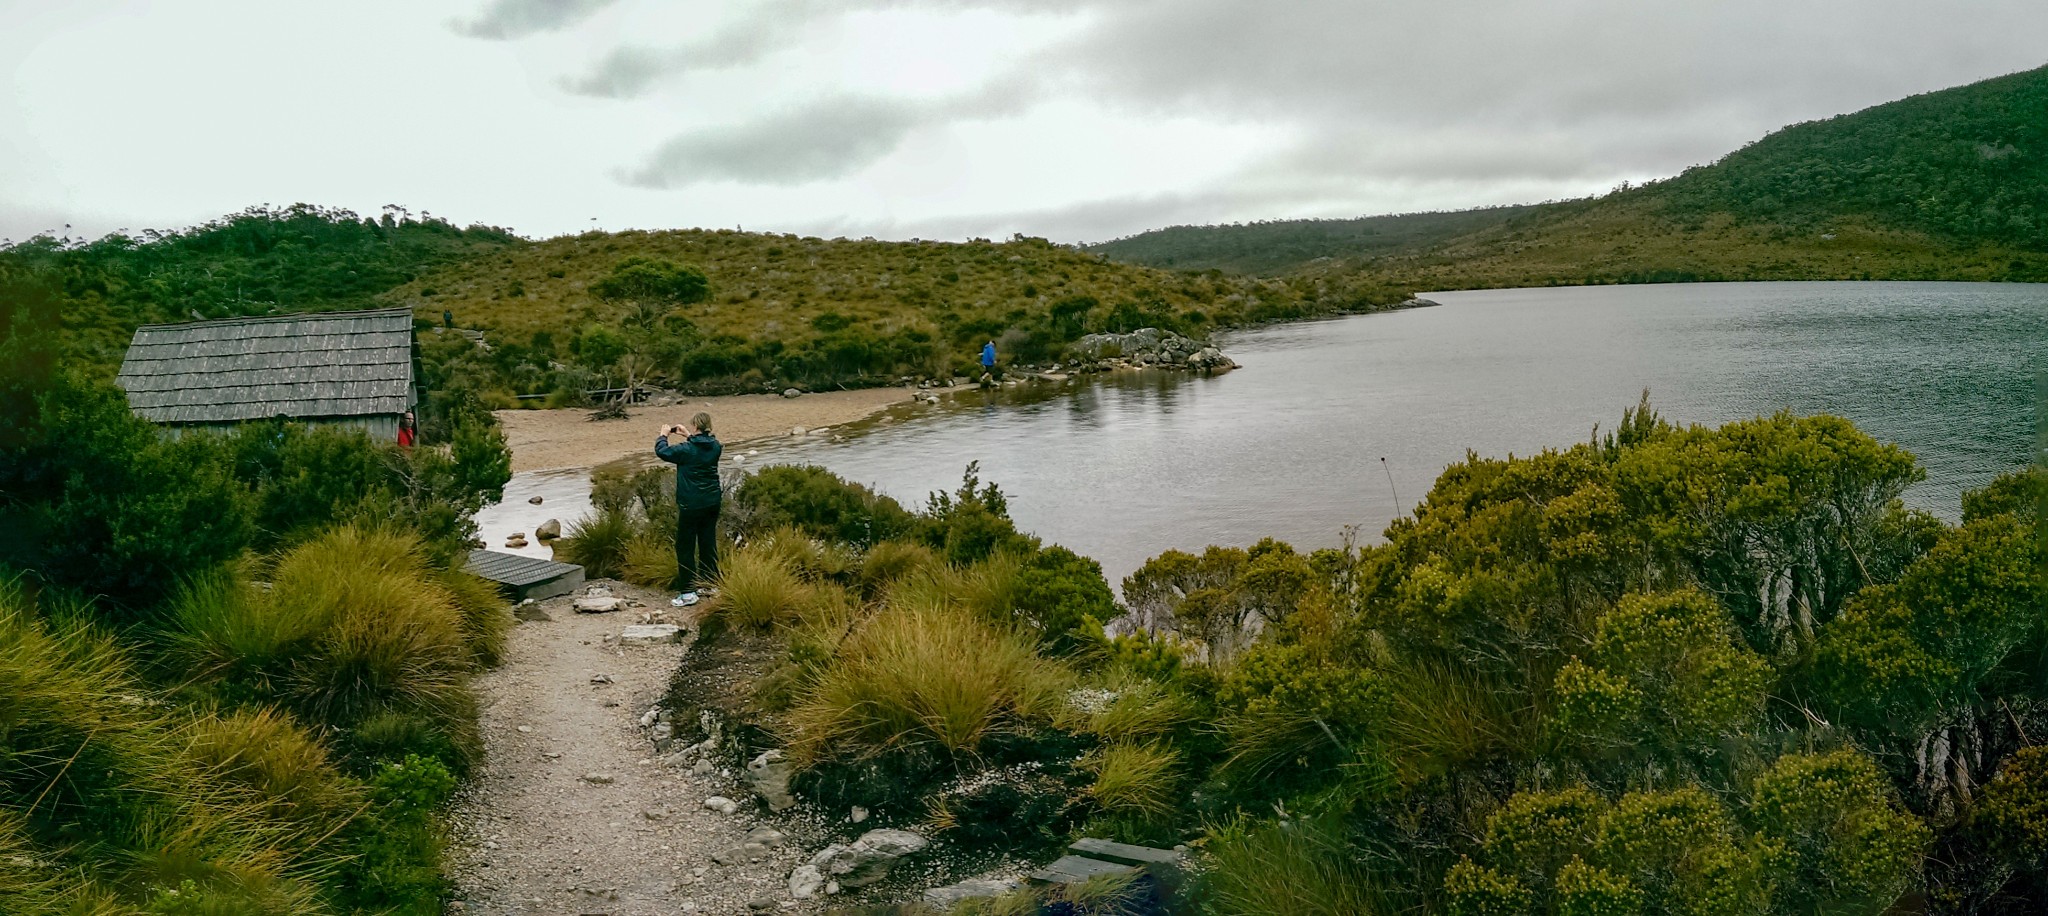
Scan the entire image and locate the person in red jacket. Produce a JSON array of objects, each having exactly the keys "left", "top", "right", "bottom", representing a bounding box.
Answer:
[{"left": 396, "top": 411, "right": 417, "bottom": 448}]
